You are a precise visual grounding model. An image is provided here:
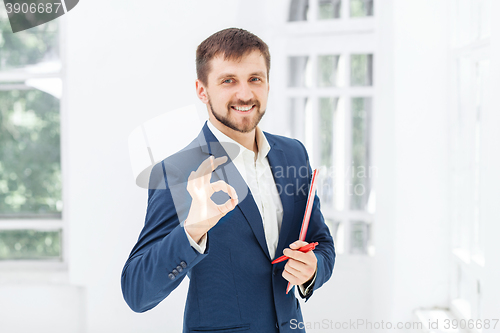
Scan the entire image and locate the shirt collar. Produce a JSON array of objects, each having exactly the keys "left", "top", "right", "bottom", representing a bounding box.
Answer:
[{"left": 206, "top": 120, "right": 271, "bottom": 161}]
